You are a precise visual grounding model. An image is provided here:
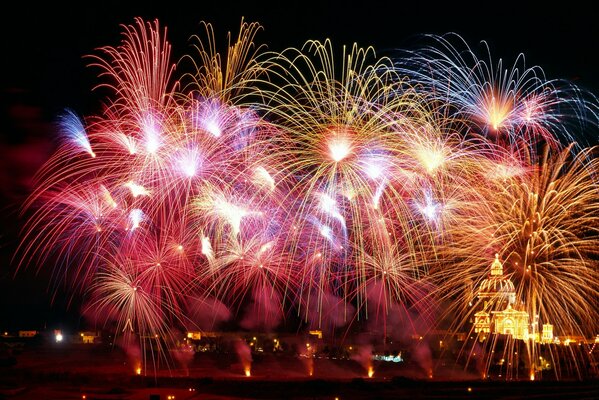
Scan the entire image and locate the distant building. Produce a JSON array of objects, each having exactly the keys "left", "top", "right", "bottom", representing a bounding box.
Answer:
[
  {"left": 18, "top": 330, "right": 38, "bottom": 338},
  {"left": 541, "top": 323, "right": 554, "bottom": 344},
  {"left": 472, "top": 254, "right": 552, "bottom": 342},
  {"left": 308, "top": 330, "right": 323, "bottom": 339},
  {"left": 78, "top": 331, "right": 100, "bottom": 344},
  {"left": 187, "top": 331, "right": 202, "bottom": 340}
]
